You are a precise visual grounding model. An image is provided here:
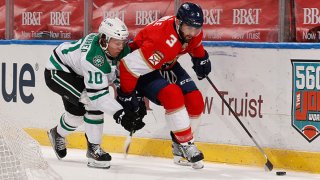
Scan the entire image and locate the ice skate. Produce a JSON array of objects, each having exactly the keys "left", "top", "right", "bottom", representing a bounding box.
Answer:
[
  {"left": 85, "top": 134, "right": 111, "bottom": 169},
  {"left": 170, "top": 131, "right": 204, "bottom": 169},
  {"left": 172, "top": 141, "right": 192, "bottom": 166},
  {"left": 47, "top": 126, "right": 67, "bottom": 160},
  {"left": 171, "top": 139, "right": 204, "bottom": 169}
]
